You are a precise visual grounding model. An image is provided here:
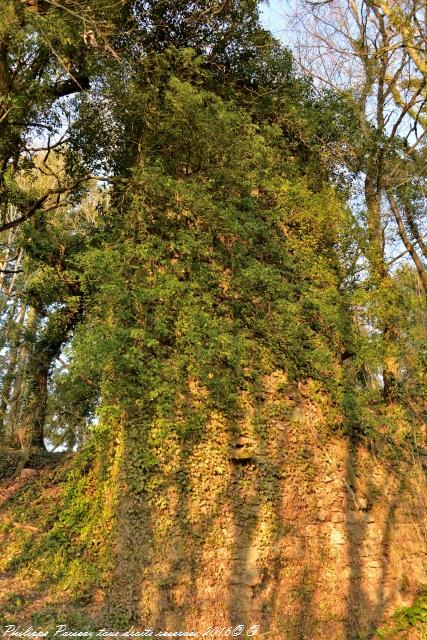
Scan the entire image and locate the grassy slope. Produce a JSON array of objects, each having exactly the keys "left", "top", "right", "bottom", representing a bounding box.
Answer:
[{"left": 0, "top": 451, "right": 107, "bottom": 630}]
